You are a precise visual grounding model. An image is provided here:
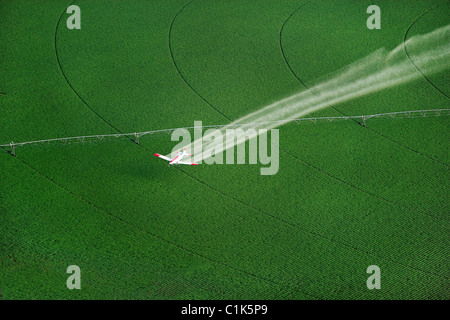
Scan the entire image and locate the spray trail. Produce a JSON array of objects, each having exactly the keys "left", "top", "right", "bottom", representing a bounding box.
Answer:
[{"left": 180, "top": 25, "right": 450, "bottom": 163}]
